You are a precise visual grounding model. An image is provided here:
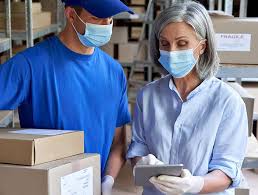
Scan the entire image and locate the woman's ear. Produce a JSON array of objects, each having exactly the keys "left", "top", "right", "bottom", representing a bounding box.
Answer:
[{"left": 200, "top": 40, "right": 207, "bottom": 55}]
